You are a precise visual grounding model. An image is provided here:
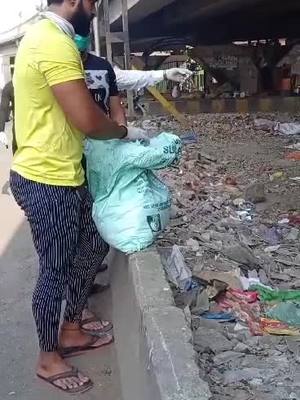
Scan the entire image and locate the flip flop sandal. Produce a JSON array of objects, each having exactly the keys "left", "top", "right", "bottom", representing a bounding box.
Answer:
[
  {"left": 60, "top": 334, "right": 114, "bottom": 358},
  {"left": 37, "top": 367, "right": 93, "bottom": 394},
  {"left": 96, "top": 263, "right": 108, "bottom": 274},
  {"left": 80, "top": 317, "right": 113, "bottom": 335},
  {"left": 89, "top": 283, "right": 110, "bottom": 297}
]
